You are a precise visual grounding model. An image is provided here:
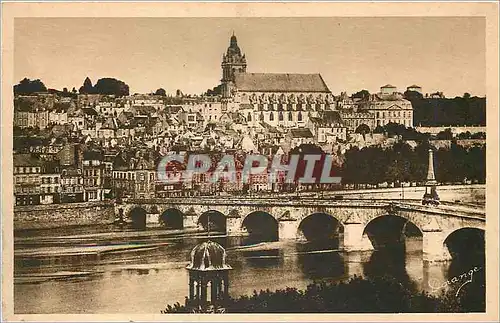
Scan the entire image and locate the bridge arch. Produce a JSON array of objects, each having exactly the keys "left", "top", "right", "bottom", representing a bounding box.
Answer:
[
  {"left": 241, "top": 211, "right": 279, "bottom": 241},
  {"left": 444, "top": 227, "right": 485, "bottom": 261},
  {"left": 198, "top": 210, "right": 227, "bottom": 233},
  {"left": 297, "top": 212, "right": 344, "bottom": 243},
  {"left": 160, "top": 208, "right": 184, "bottom": 229},
  {"left": 362, "top": 215, "right": 422, "bottom": 250},
  {"left": 129, "top": 207, "right": 147, "bottom": 230}
]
